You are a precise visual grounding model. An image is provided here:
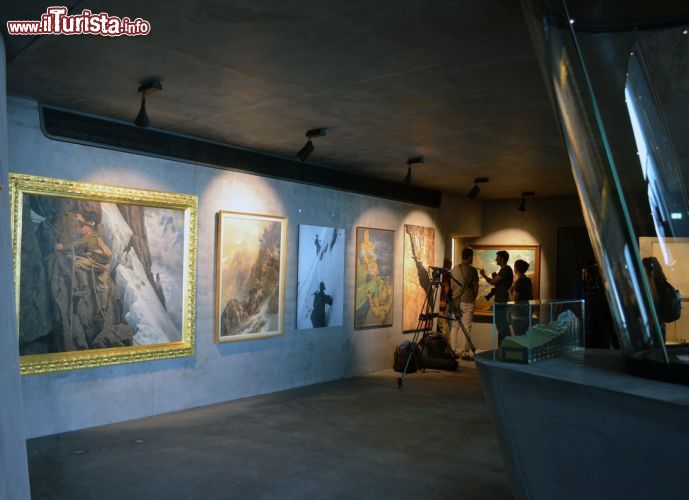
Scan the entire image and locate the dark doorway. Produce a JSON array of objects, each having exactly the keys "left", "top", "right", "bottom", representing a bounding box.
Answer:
[
  {"left": 557, "top": 227, "right": 617, "bottom": 348},
  {"left": 556, "top": 227, "right": 594, "bottom": 299}
]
